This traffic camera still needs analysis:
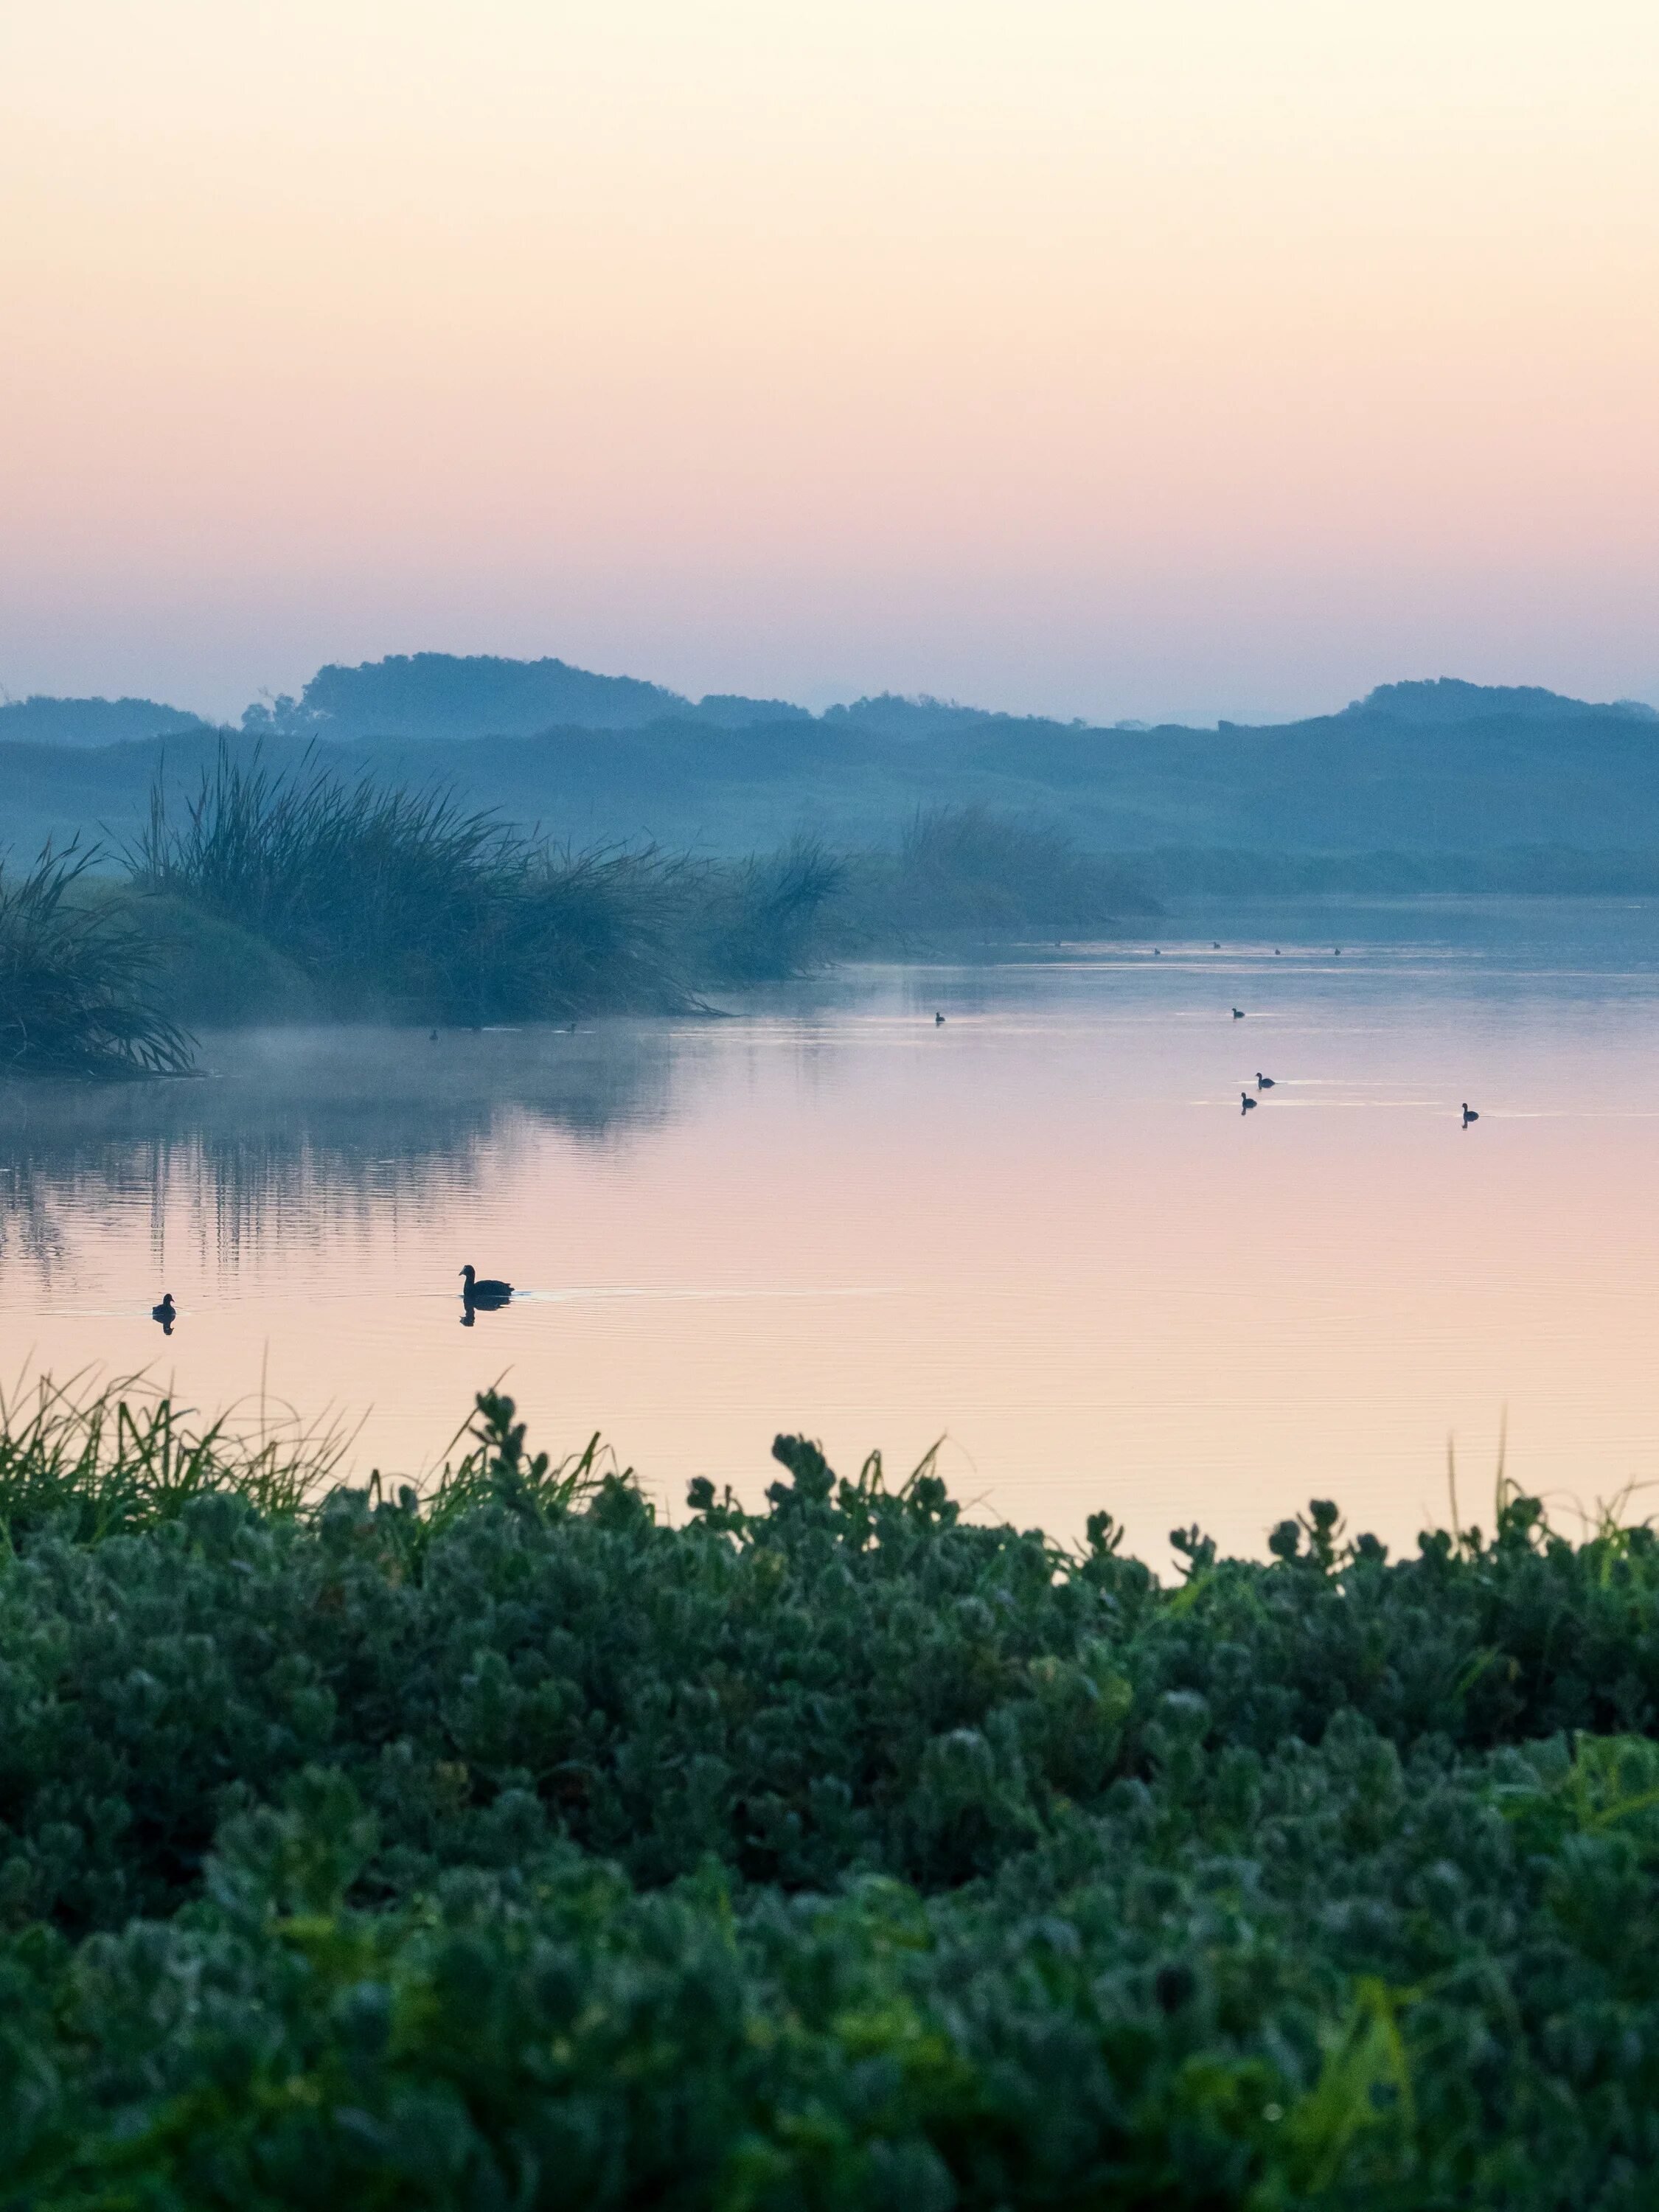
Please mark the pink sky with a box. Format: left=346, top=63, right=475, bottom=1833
left=3, top=0, right=1657, bottom=723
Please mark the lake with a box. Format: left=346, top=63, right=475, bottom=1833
left=5, top=896, right=1659, bottom=1562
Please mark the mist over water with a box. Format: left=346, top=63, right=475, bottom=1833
left=4, top=897, right=1658, bottom=1560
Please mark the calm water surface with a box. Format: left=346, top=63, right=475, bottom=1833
left=5, top=897, right=1659, bottom=1560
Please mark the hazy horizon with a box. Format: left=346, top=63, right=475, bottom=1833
left=5, top=1, right=1658, bottom=726
left=8, top=654, right=1659, bottom=738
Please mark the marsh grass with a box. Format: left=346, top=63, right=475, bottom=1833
left=3, top=767, right=1150, bottom=1074
left=132, top=744, right=698, bottom=1020
left=688, top=832, right=849, bottom=981
left=0, top=844, right=194, bottom=1077
left=0, top=1372, right=616, bottom=1550
left=0, top=1366, right=351, bottom=1542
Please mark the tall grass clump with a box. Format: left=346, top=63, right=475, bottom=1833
left=133, top=744, right=692, bottom=1020
left=689, top=832, right=849, bottom=981
left=0, top=844, right=193, bottom=1077
left=0, top=1368, right=347, bottom=1542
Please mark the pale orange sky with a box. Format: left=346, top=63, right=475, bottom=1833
left=3, top=1, right=1657, bottom=723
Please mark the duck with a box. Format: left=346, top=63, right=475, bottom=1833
left=1240, top=1092, right=1258, bottom=1113
left=460, top=1265, right=514, bottom=1304
left=151, top=1293, right=175, bottom=1332
left=935, top=1011, right=945, bottom=1024
left=1256, top=1072, right=1276, bottom=1089
left=1461, top=1103, right=1479, bottom=1127
left=1231, top=1006, right=1245, bottom=1019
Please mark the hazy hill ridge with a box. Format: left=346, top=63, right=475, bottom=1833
left=238, top=653, right=814, bottom=740
left=3, top=658, right=1658, bottom=866
left=0, top=695, right=214, bottom=748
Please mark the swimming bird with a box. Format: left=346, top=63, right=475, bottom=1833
left=1153, top=947, right=1161, bottom=956
left=429, top=1028, right=439, bottom=1042
left=1334, top=947, right=1343, bottom=956
left=1212, top=941, right=1221, bottom=950
left=1461, top=1103, right=1479, bottom=1127
left=1231, top=1006, right=1245, bottom=1019
left=1240, top=1092, right=1257, bottom=1113
left=460, top=1265, right=514, bottom=1304
left=1274, top=947, right=1281, bottom=955
left=1256, top=1072, right=1276, bottom=1089
left=935, top=1011, right=945, bottom=1024
left=151, top=1293, right=175, bottom=1332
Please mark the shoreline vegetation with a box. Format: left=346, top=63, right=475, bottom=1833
left=0, top=750, right=1155, bottom=1075
left=0, top=1376, right=1653, bottom=2201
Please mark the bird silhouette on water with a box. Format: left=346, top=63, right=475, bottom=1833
left=1231, top=1006, right=1245, bottom=1019
left=1256, top=1072, right=1276, bottom=1089
left=1461, top=1103, right=1480, bottom=1127
left=1240, top=1092, right=1258, bottom=1113
left=151, top=1293, right=175, bottom=1335
left=935, top=1011, right=945, bottom=1024
left=460, top=1265, right=514, bottom=1320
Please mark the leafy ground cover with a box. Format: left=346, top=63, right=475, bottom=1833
left=0, top=1386, right=1654, bottom=2202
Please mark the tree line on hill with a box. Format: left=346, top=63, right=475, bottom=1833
left=4, top=658, right=1659, bottom=863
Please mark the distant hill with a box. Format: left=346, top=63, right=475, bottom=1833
left=1339, top=678, right=1658, bottom=728
left=240, top=653, right=813, bottom=740
left=0, top=695, right=212, bottom=747
left=4, top=661, right=1659, bottom=876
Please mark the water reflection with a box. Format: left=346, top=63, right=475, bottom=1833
left=4, top=903, right=1659, bottom=1563
left=0, top=1022, right=678, bottom=1280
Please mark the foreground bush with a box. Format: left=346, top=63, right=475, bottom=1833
left=0, top=1387, right=1657, bottom=2201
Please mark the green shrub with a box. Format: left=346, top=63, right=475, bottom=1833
left=4, top=1391, right=1658, bottom=2202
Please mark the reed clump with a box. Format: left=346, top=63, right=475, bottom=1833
left=0, top=1368, right=348, bottom=1542
left=686, top=832, right=850, bottom=981
left=131, top=747, right=697, bottom=1022
left=0, top=1388, right=1654, bottom=2203
left=0, top=844, right=193, bottom=1077
left=0, top=757, right=1158, bottom=1077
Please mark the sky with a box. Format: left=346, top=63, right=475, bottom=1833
left=3, top=0, right=1658, bottom=726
